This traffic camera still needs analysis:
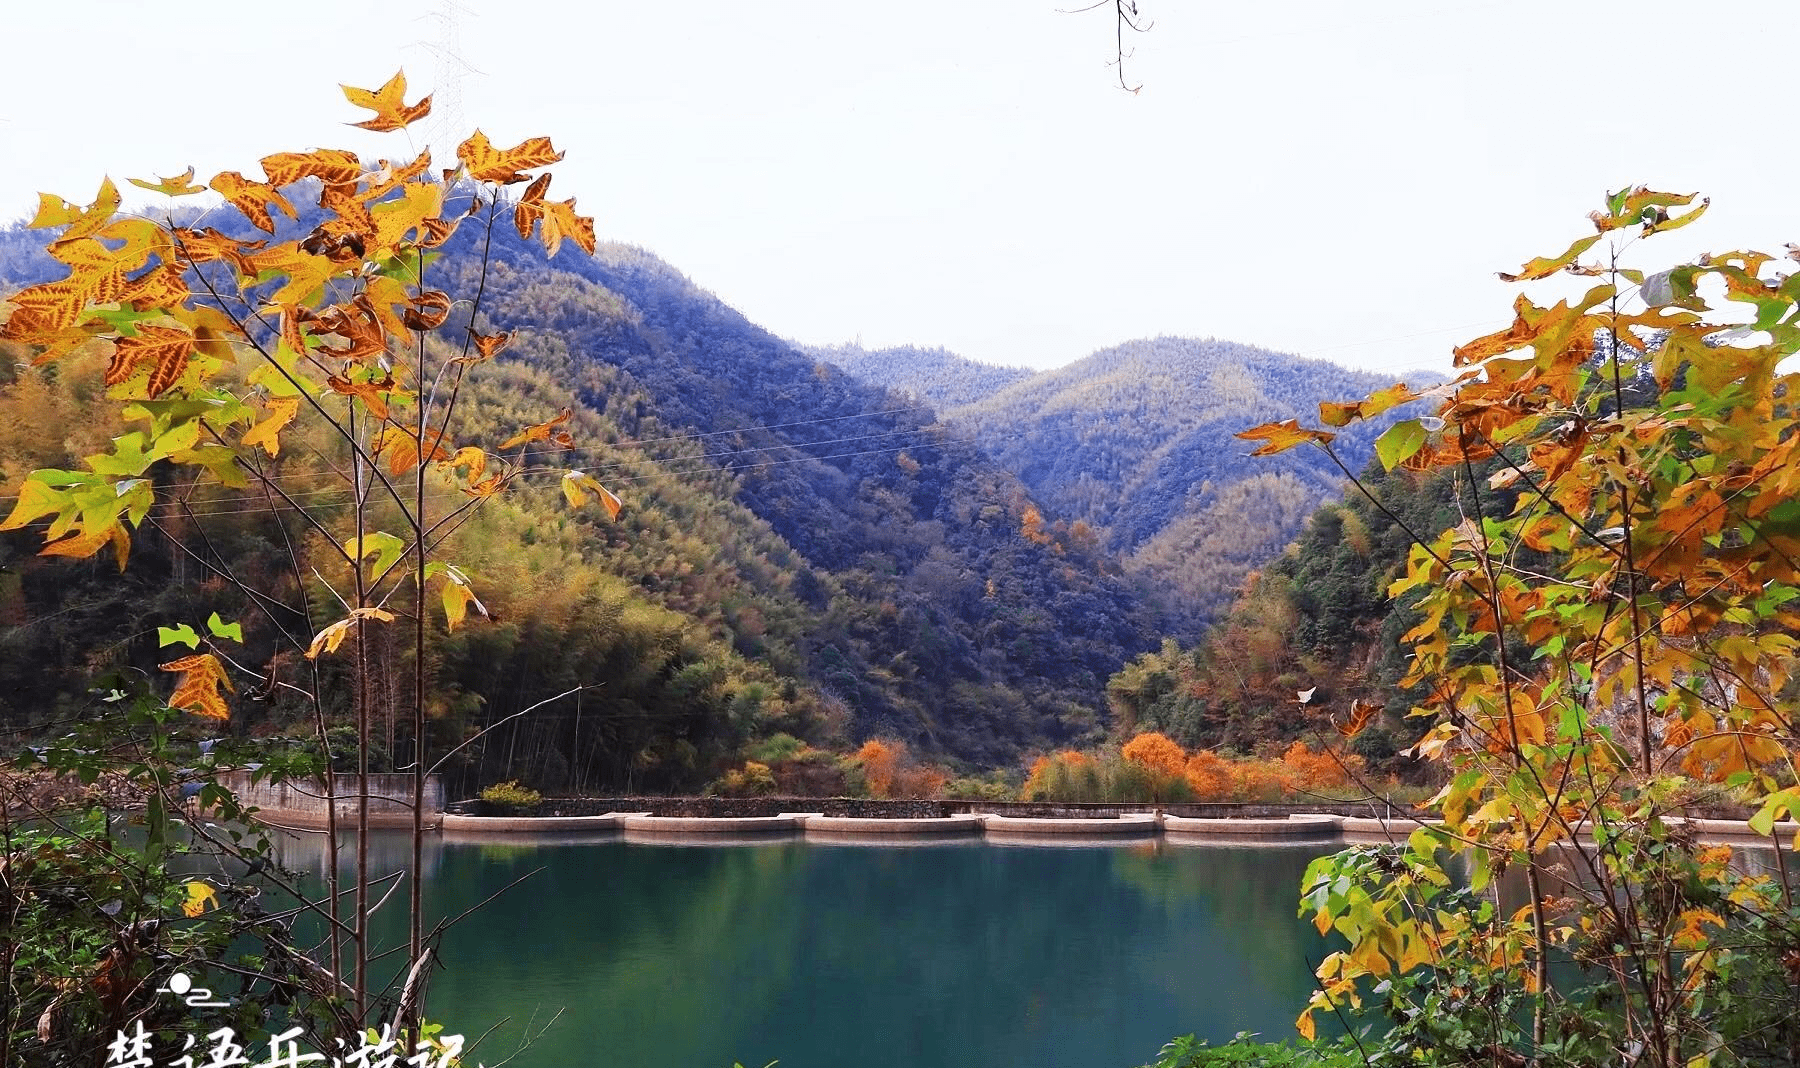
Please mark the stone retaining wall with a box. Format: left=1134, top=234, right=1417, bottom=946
left=221, top=771, right=442, bottom=829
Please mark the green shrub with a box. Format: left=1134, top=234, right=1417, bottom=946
left=942, top=775, right=1015, bottom=801
left=1139, top=1033, right=1364, bottom=1067
left=743, top=732, right=808, bottom=765
left=479, top=780, right=543, bottom=813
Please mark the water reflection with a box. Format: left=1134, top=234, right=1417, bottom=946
left=266, top=832, right=1336, bottom=1068
left=260, top=829, right=1792, bottom=1068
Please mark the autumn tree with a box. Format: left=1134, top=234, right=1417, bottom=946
left=854, top=738, right=901, bottom=798
left=1120, top=730, right=1187, bottom=778
left=1249, top=188, right=1800, bottom=1064
left=0, top=71, right=614, bottom=1052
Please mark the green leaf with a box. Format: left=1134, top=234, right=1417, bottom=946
left=1748, top=794, right=1784, bottom=837
left=1375, top=419, right=1427, bottom=471
left=158, top=624, right=200, bottom=649
left=343, top=531, right=407, bottom=579
left=206, top=612, right=243, bottom=643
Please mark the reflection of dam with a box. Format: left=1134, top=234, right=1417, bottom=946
left=269, top=824, right=443, bottom=881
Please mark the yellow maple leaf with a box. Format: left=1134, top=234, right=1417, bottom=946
left=370, top=426, right=449, bottom=477
left=341, top=70, right=432, bottom=133
left=456, top=131, right=564, bottom=185
left=104, top=325, right=197, bottom=398
left=562, top=471, right=624, bottom=519
left=465, top=329, right=512, bottom=362
left=260, top=148, right=363, bottom=188
left=1236, top=419, right=1336, bottom=457
left=513, top=173, right=595, bottom=254
left=242, top=397, right=301, bottom=457
left=29, top=179, right=121, bottom=244
left=0, top=480, right=68, bottom=532
left=128, top=167, right=205, bottom=197
left=182, top=880, right=219, bottom=917
left=499, top=408, right=574, bottom=450
left=160, top=653, right=234, bottom=720
left=305, top=608, right=396, bottom=661
left=210, top=171, right=297, bottom=234
left=436, top=566, right=486, bottom=632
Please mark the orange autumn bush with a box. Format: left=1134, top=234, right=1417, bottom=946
left=854, top=739, right=901, bottom=798
left=1279, top=740, right=1362, bottom=792
left=1183, top=750, right=1233, bottom=799
left=1120, top=732, right=1188, bottom=778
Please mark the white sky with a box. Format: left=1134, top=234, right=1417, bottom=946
left=3, top=0, right=1796, bottom=377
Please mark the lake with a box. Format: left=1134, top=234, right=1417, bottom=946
left=273, top=830, right=1336, bottom=1068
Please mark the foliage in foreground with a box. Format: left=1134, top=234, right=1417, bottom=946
left=0, top=69, right=612, bottom=1048
left=1246, top=188, right=1800, bottom=1065
left=1139, top=1033, right=1364, bottom=1068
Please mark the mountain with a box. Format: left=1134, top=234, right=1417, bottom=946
left=0, top=211, right=1159, bottom=783
left=925, top=337, right=1434, bottom=630
left=806, top=342, right=1034, bottom=411
left=1104, top=458, right=1478, bottom=774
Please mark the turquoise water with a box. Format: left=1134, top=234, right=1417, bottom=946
left=276, top=832, right=1336, bottom=1068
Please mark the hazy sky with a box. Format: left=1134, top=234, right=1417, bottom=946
left=3, top=1, right=1796, bottom=376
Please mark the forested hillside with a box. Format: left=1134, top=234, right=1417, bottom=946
left=807, top=342, right=1034, bottom=412
left=1106, top=458, right=1495, bottom=771
left=0, top=204, right=1159, bottom=786
left=936, top=337, right=1435, bottom=629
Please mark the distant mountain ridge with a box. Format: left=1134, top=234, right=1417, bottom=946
left=807, top=342, right=1035, bottom=412
left=822, top=335, right=1434, bottom=631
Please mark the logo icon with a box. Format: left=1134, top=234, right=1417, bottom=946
left=156, top=971, right=232, bottom=1008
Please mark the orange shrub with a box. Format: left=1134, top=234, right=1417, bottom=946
left=1228, top=759, right=1288, bottom=801
left=1280, top=741, right=1362, bottom=793
left=895, top=765, right=949, bottom=799
left=1183, top=750, right=1233, bottom=799
left=1121, top=732, right=1187, bottom=779
left=855, top=739, right=902, bottom=798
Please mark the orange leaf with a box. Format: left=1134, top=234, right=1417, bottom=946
left=116, top=264, right=191, bottom=311
left=242, top=397, right=301, bottom=457
left=210, top=171, right=297, bottom=233
left=305, top=607, right=396, bottom=660
left=170, top=227, right=264, bottom=273
left=370, top=426, right=449, bottom=476
left=1336, top=699, right=1378, bottom=739
left=326, top=372, right=401, bottom=420
left=0, top=278, right=89, bottom=336
left=341, top=70, right=433, bottom=132
left=128, top=167, right=205, bottom=197
left=513, top=171, right=595, bottom=256
left=1236, top=420, right=1335, bottom=456
left=39, top=527, right=113, bottom=561
left=105, top=325, right=196, bottom=398
left=261, top=149, right=363, bottom=188
left=457, top=131, right=564, bottom=185
left=500, top=408, right=574, bottom=450
left=402, top=290, right=452, bottom=331
left=465, top=329, right=512, bottom=362
left=160, top=653, right=234, bottom=720
left=561, top=471, right=624, bottom=518
left=312, top=298, right=388, bottom=363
